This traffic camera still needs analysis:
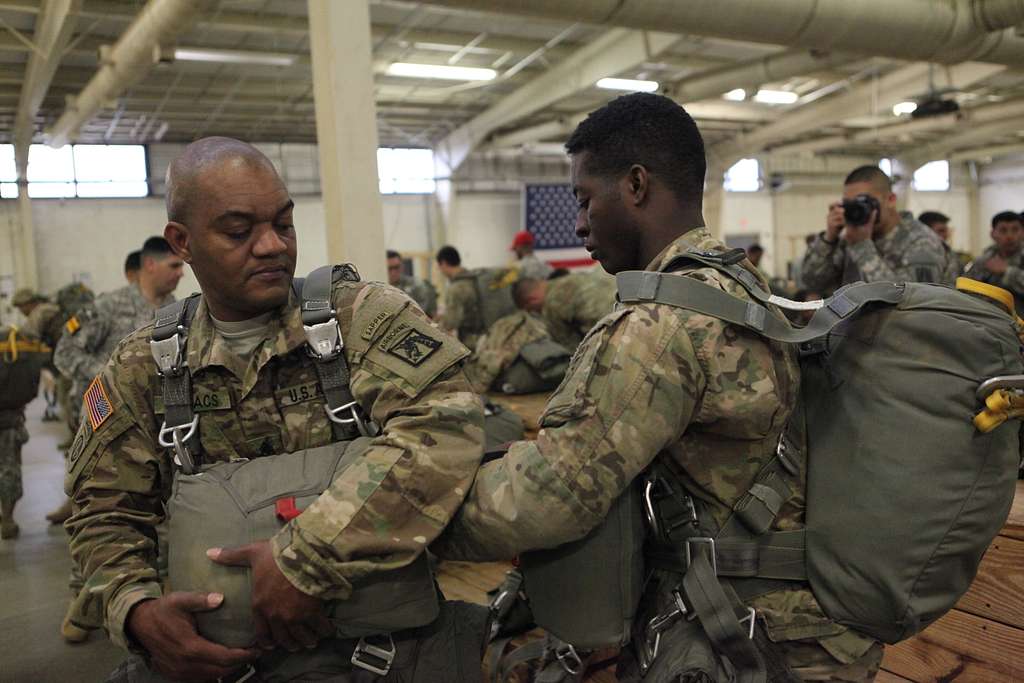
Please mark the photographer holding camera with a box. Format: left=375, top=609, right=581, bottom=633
left=801, top=165, right=957, bottom=293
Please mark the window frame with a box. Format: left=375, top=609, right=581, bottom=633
left=0, top=143, right=151, bottom=200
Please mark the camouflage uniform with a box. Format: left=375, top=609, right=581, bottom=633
left=441, top=268, right=517, bottom=351
left=802, top=212, right=957, bottom=293
left=964, top=244, right=1024, bottom=313
left=542, top=272, right=617, bottom=350
left=0, top=413, right=28, bottom=507
left=54, top=283, right=174, bottom=412
left=517, top=253, right=553, bottom=281
left=436, top=227, right=880, bottom=680
left=465, top=311, right=551, bottom=392
left=64, top=273, right=485, bottom=653
left=396, top=274, right=438, bottom=318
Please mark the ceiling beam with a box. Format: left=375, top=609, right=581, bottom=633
left=434, top=28, right=678, bottom=173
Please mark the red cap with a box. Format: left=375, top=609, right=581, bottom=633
left=510, top=230, right=535, bottom=249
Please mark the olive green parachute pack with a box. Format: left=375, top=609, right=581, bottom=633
left=468, top=311, right=572, bottom=395
left=491, top=249, right=1024, bottom=683
left=452, top=267, right=519, bottom=337
left=152, top=266, right=489, bottom=681
left=0, top=327, right=50, bottom=413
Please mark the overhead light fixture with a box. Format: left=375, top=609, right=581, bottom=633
left=753, top=89, right=799, bottom=105
left=386, top=62, right=497, bottom=81
left=173, top=47, right=296, bottom=67
left=723, top=88, right=747, bottom=102
left=596, top=77, right=659, bottom=93
left=892, top=101, right=918, bottom=116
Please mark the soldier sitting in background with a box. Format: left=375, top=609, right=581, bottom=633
left=124, top=250, right=142, bottom=284
left=436, top=245, right=518, bottom=351
left=387, top=249, right=438, bottom=317
left=513, top=271, right=616, bottom=350
left=802, top=165, right=957, bottom=292
left=965, top=211, right=1024, bottom=312
left=510, top=230, right=553, bottom=280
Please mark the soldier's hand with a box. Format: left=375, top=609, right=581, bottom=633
left=985, top=256, right=1008, bottom=275
left=842, top=209, right=876, bottom=245
left=208, top=541, right=334, bottom=653
left=126, top=592, right=259, bottom=681
left=826, top=202, right=845, bottom=241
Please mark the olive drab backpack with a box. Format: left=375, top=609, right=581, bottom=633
left=0, top=327, right=50, bottom=412
left=608, top=251, right=1024, bottom=680
left=453, top=267, right=519, bottom=337
left=153, top=265, right=443, bottom=679
left=469, top=311, right=572, bottom=395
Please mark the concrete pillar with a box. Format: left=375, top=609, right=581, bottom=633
left=14, top=145, right=38, bottom=290
left=307, top=0, right=386, bottom=282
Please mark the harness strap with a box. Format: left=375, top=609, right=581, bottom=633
left=151, top=295, right=202, bottom=473
left=616, top=270, right=905, bottom=344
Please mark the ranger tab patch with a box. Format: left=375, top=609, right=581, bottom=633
left=388, top=329, right=441, bottom=366
left=83, top=376, right=114, bottom=430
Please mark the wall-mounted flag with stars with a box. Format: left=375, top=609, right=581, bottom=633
left=523, top=183, right=593, bottom=269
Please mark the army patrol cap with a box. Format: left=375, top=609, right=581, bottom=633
left=11, top=288, right=42, bottom=306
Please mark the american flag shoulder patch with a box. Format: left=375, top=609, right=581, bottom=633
left=83, top=376, right=114, bottom=430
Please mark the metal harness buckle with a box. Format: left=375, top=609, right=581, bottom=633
left=304, top=319, right=342, bottom=361
left=739, top=607, right=757, bottom=640
left=158, top=415, right=199, bottom=472
left=685, top=537, right=717, bottom=575
left=150, top=330, right=184, bottom=376
left=351, top=634, right=396, bottom=676
left=555, top=642, right=583, bottom=676
left=640, top=589, right=689, bottom=673
left=218, top=664, right=257, bottom=683
left=324, top=401, right=377, bottom=437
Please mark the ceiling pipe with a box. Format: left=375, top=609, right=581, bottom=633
left=45, top=0, right=209, bottom=148
left=417, top=0, right=1024, bottom=67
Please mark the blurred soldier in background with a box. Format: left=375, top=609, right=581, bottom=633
left=965, top=211, right=1024, bottom=312
left=513, top=271, right=616, bottom=350
left=387, top=249, right=438, bottom=317
left=510, top=230, right=553, bottom=280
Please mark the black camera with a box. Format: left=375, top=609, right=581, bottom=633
left=842, top=194, right=880, bottom=227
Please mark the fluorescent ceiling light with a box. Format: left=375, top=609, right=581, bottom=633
left=892, top=101, right=918, bottom=116
left=596, top=77, right=659, bottom=93
left=723, top=88, right=747, bottom=102
left=387, top=62, right=496, bottom=81
left=753, top=89, right=799, bottom=104
left=174, top=47, right=296, bottom=67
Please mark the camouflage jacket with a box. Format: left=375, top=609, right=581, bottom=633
left=542, top=272, right=617, bottom=350
left=964, top=244, right=1024, bottom=312
left=64, top=275, right=485, bottom=650
left=517, top=253, right=553, bottom=281
left=397, top=274, right=438, bottom=318
left=465, top=311, right=551, bottom=392
left=801, top=213, right=957, bottom=292
left=436, top=227, right=875, bottom=661
left=53, top=284, right=174, bottom=388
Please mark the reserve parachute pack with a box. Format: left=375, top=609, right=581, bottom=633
left=608, top=251, right=1024, bottom=680
left=468, top=311, right=572, bottom=395
left=454, top=267, right=519, bottom=336
left=0, top=326, right=50, bottom=412
left=153, top=266, right=443, bottom=678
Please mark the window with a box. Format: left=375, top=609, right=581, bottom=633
left=724, top=158, right=760, bottom=192
left=912, top=160, right=949, bottom=192
left=0, top=144, right=148, bottom=198
left=878, top=158, right=893, bottom=177
left=377, top=148, right=435, bottom=194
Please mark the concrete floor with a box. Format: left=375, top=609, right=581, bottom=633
left=0, top=396, right=124, bottom=682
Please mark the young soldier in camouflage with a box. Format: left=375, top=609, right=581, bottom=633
left=965, top=211, right=1024, bottom=312
left=435, top=94, right=882, bottom=681
left=387, top=249, right=438, bottom=317
left=513, top=271, right=617, bottom=350
left=801, top=166, right=958, bottom=293
left=64, top=138, right=485, bottom=682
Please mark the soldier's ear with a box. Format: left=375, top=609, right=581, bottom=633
left=164, top=222, right=192, bottom=263
left=626, top=164, right=649, bottom=206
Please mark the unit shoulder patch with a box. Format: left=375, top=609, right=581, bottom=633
left=387, top=328, right=441, bottom=366
left=83, top=376, right=114, bottom=430
left=65, top=315, right=81, bottom=335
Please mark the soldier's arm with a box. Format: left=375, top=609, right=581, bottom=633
left=421, top=281, right=438, bottom=318
left=270, top=284, right=485, bottom=599
left=64, top=341, right=169, bottom=649
left=848, top=235, right=945, bottom=284
left=1001, top=264, right=1024, bottom=295
left=434, top=302, right=704, bottom=561
left=438, top=283, right=465, bottom=335
left=53, top=304, right=113, bottom=382
left=800, top=236, right=843, bottom=291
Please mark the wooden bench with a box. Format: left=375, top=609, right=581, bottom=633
left=879, top=480, right=1024, bottom=682
left=486, top=391, right=550, bottom=439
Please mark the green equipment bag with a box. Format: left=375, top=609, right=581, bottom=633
left=167, top=438, right=440, bottom=649
left=0, top=327, right=50, bottom=410
left=617, top=255, right=1024, bottom=646
left=455, top=267, right=519, bottom=336
left=468, top=311, right=572, bottom=394
left=500, top=337, right=572, bottom=395
left=483, top=400, right=526, bottom=451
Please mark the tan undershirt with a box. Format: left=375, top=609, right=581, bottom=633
left=210, top=311, right=274, bottom=357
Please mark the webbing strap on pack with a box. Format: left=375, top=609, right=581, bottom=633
left=301, top=266, right=375, bottom=440
left=151, top=294, right=202, bottom=473
left=617, top=270, right=905, bottom=344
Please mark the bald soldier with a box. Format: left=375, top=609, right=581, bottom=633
left=513, top=271, right=616, bottom=350
left=801, top=166, right=957, bottom=292
left=65, top=137, right=485, bottom=681
left=435, top=93, right=882, bottom=681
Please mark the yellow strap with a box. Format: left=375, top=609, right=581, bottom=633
left=973, top=389, right=1024, bottom=433
left=5, top=327, right=16, bottom=362
left=956, top=277, right=1023, bottom=325
left=1, top=327, right=50, bottom=362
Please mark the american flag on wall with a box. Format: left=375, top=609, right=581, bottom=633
left=523, top=183, right=593, bottom=269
